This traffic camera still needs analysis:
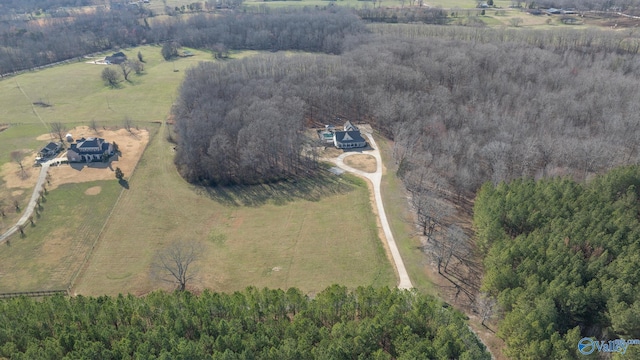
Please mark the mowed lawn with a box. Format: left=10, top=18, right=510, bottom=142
left=75, top=124, right=396, bottom=296
left=1, top=45, right=396, bottom=296
left=0, top=45, right=209, bottom=126
left=0, top=180, right=122, bottom=292
left=0, top=124, right=49, bottom=235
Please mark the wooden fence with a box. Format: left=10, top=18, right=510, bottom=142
left=0, top=289, right=68, bottom=299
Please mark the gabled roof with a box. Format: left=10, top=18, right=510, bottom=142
left=42, top=142, right=60, bottom=151
left=77, top=137, right=101, bottom=149
left=334, top=131, right=365, bottom=144
left=344, top=120, right=358, bottom=132
left=69, top=137, right=111, bottom=155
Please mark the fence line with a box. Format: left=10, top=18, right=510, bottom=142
left=0, top=289, right=68, bottom=299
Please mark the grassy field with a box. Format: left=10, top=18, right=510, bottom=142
left=1, top=45, right=397, bottom=295
left=0, top=180, right=122, bottom=292
left=0, top=45, right=209, bottom=126
left=0, top=45, right=209, bottom=238
left=74, top=123, right=395, bottom=296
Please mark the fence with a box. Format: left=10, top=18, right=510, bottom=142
left=0, top=289, right=68, bottom=299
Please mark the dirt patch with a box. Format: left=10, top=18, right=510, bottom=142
left=84, top=186, right=102, bottom=195
left=344, top=154, right=377, bottom=173
left=47, top=126, right=149, bottom=190
left=0, top=152, right=39, bottom=190
left=0, top=124, right=9, bottom=133
left=36, top=133, right=56, bottom=141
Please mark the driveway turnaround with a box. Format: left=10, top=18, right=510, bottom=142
left=332, top=132, right=413, bottom=290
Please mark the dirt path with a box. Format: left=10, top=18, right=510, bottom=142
left=330, top=132, right=413, bottom=290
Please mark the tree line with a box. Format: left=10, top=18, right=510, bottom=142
left=0, top=285, right=490, bottom=359
left=473, top=166, right=640, bottom=359
left=0, top=5, right=363, bottom=76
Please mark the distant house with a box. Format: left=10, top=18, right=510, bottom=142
left=38, top=142, right=62, bottom=158
left=333, top=131, right=367, bottom=149
left=344, top=120, right=359, bottom=132
left=105, top=52, right=127, bottom=65
left=66, top=137, right=114, bottom=162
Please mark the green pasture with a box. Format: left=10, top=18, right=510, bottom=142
left=0, top=180, right=122, bottom=292
left=1, top=45, right=398, bottom=296
left=74, top=123, right=395, bottom=296
left=0, top=45, right=209, bottom=126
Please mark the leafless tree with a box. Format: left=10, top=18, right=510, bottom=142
left=119, top=62, right=133, bottom=81
left=123, top=117, right=133, bottom=133
left=89, top=119, right=99, bottom=133
left=153, top=241, right=203, bottom=291
left=443, top=225, right=468, bottom=273
left=412, top=190, right=452, bottom=241
left=476, top=293, right=497, bottom=328
left=101, top=67, right=121, bottom=87
left=10, top=150, right=26, bottom=178
left=129, top=59, right=144, bottom=75
left=50, top=122, right=66, bottom=143
left=13, top=199, right=20, bottom=212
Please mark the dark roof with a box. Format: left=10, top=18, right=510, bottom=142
left=334, top=131, right=365, bottom=144
left=70, top=137, right=110, bottom=155
left=105, top=52, right=127, bottom=64
left=43, top=142, right=60, bottom=151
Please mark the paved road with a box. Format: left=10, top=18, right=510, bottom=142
left=331, top=133, right=413, bottom=290
left=0, top=159, right=57, bottom=244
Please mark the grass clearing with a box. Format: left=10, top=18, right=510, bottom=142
left=0, top=45, right=210, bottom=126
left=344, top=154, right=377, bottom=173
left=2, top=45, right=397, bottom=297
left=0, top=180, right=122, bottom=292
left=74, top=123, right=396, bottom=296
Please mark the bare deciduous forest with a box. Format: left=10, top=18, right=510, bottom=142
left=175, top=26, right=640, bottom=194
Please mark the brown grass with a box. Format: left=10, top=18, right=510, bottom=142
left=47, top=126, right=149, bottom=190
left=72, top=124, right=395, bottom=296
left=344, top=154, right=377, bottom=173
left=84, top=186, right=102, bottom=195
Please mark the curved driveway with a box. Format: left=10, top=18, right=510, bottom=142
left=0, top=159, right=57, bottom=244
left=331, top=133, right=413, bottom=290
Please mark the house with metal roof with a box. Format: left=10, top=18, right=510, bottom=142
left=333, top=131, right=367, bottom=149
left=67, top=137, right=114, bottom=162
left=38, top=142, right=62, bottom=158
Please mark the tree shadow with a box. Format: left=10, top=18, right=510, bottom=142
left=197, top=169, right=356, bottom=207
left=118, top=179, right=129, bottom=189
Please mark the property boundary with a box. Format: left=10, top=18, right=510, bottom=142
left=0, top=289, right=68, bottom=299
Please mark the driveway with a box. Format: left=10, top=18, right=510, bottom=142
left=331, top=132, right=413, bottom=290
left=0, top=159, right=57, bottom=244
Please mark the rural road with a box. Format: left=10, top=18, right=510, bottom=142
left=0, top=159, right=60, bottom=244
left=331, top=132, right=413, bottom=290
